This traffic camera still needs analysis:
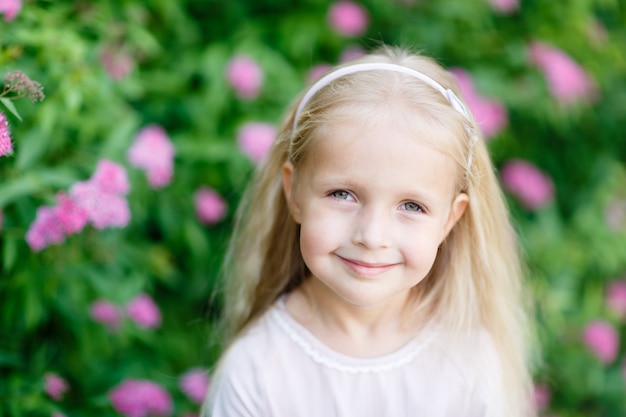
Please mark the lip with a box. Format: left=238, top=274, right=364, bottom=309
left=336, top=255, right=398, bottom=277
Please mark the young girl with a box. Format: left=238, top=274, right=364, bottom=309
left=203, top=45, right=536, bottom=417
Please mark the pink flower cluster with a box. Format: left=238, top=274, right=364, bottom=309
left=26, top=160, right=131, bottom=251
left=226, top=55, right=264, bottom=100
left=194, top=187, right=227, bottom=225
left=528, top=41, right=597, bottom=105
left=179, top=368, right=211, bottom=404
left=487, top=0, right=519, bottom=14
left=90, top=293, right=161, bottom=330
left=450, top=69, right=508, bottom=139
left=101, top=47, right=134, bottom=81
left=126, top=293, right=162, bottom=329
left=533, top=382, right=551, bottom=412
left=237, top=122, right=276, bottom=163
left=109, top=379, right=172, bottom=417
left=582, top=320, right=619, bottom=364
left=500, top=159, right=554, bottom=210
left=606, top=279, right=626, bottom=317
left=44, top=373, right=69, bottom=401
left=128, top=125, right=175, bottom=189
left=0, top=0, right=21, bottom=21
left=328, top=1, right=369, bottom=37
left=0, top=111, right=12, bottom=157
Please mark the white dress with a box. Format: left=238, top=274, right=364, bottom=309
left=204, top=298, right=504, bottom=417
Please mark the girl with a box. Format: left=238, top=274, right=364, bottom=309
left=203, top=45, right=536, bottom=417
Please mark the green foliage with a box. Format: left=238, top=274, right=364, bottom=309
left=1, top=0, right=625, bottom=415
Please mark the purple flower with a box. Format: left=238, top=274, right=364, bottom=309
left=328, top=1, right=369, bottom=37
left=90, top=300, right=123, bottom=330
left=44, top=373, right=69, bottom=401
left=0, top=112, right=13, bottom=157
left=25, top=206, right=65, bottom=251
left=128, top=125, right=175, bottom=189
left=606, top=280, right=626, bottom=317
left=91, top=159, right=130, bottom=195
left=237, top=122, right=276, bottom=163
left=528, top=41, right=597, bottom=104
left=0, top=0, right=21, bottom=22
left=487, top=0, right=519, bottom=14
left=226, top=55, right=263, bottom=100
left=109, top=379, right=172, bottom=417
left=582, top=320, right=619, bottom=364
left=450, top=69, right=508, bottom=139
left=500, top=159, right=554, bottom=210
left=194, top=187, right=227, bottom=225
left=604, top=200, right=626, bottom=232
left=126, top=293, right=161, bottom=329
left=70, top=181, right=131, bottom=230
left=179, top=368, right=211, bottom=404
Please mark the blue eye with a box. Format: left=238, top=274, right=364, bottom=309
left=402, top=202, right=423, bottom=212
left=331, top=190, right=352, bottom=200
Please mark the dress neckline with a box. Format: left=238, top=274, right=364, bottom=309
left=270, top=297, right=437, bottom=374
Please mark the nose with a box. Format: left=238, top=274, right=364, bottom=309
left=351, top=205, right=393, bottom=249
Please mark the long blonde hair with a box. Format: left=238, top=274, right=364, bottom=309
left=218, top=45, right=535, bottom=416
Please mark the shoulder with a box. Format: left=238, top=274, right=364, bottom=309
left=203, top=305, right=290, bottom=417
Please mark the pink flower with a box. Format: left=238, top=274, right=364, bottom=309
left=450, top=69, right=508, bottom=139
left=487, top=0, right=519, bottom=14
left=606, top=280, right=626, bottom=317
left=90, top=300, right=123, bottom=330
left=328, top=1, right=369, bottom=37
left=528, top=41, right=597, bottom=104
left=91, top=159, right=130, bottom=195
left=44, top=373, right=69, bottom=401
left=604, top=200, right=626, bottom=232
left=226, top=55, right=263, bottom=100
left=128, top=125, right=174, bottom=189
left=70, top=181, right=131, bottom=229
left=25, top=206, right=65, bottom=251
left=53, top=193, right=89, bottom=235
left=194, top=187, right=227, bottom=225
left=179, top=368, right=211, bottom=404
left=237, top=122, right=276, bottom=163
left=109, top=379, right=172, bottom=417
left=100, top=48, right=134, bottom=81
left=0, top=111, right=12, bottom=157
left=500, top=159, right=554, bottom=210
left=533, top=383, right=551, bottom=411
left=340, top=45, right=367, bottom=62
left=307, top=64, right=332, bottom=83
left=582, top=320, right=619, bottom=364
left=0, top=0, right=21, bottom=21
left=126, top=293, right=161, bottom=329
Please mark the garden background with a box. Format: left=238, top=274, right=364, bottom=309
left=1, top=0, right=626, bottom=416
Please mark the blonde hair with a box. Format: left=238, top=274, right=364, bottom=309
left=218, top=45, right=535, bottom=416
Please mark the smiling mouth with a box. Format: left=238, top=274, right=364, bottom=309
left=336, top=255, right=397, bottom=277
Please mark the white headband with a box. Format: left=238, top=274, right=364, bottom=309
left=292, top=62, right=479, bottom=168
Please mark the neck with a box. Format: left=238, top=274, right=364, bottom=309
left=285, top=278, right=421, bottom=357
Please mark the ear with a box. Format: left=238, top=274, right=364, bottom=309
left=282, top=161, right=302, bottom=224
left=440, top=192, right=469, bottom=243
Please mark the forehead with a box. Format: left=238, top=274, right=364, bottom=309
left=299, top=113, right=459, bottom=200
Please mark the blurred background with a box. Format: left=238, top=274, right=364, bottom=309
left=1, top=0, right=626, bottom=416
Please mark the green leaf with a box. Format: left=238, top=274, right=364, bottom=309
left=0, top=98, right=23, bottom=122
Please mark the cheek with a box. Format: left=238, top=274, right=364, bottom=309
left=299, top=208, right=349, bottom=261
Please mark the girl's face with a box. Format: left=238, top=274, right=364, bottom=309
left=283, top=116, right=468, bottom=310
